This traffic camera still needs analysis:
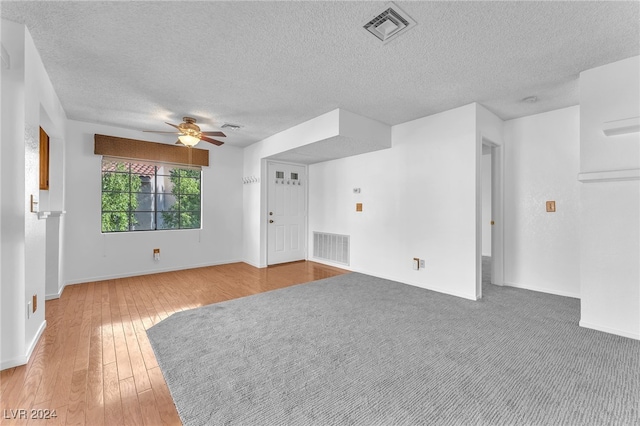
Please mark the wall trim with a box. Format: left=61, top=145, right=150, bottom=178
left=579, top=320, right=640, bottom=341
left=503, top=281, right=580, bottom=299
left=45, top=284, right=65, bottom=300
left=65, top=259, right=243, bottom=286
left=310, top=258, right=478, bottom=301
left=0, top=356, right=27, bottom=371
left=1, top=320, right=48, bottom=371
left=578, top=168, right=640, bottom=183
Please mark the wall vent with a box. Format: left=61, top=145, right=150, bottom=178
left=313, top=232, right=350, bottom=265
left=363, top=2, right=417, bottom=44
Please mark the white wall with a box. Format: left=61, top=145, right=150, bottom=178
left=1, top=20, right=66, bottom=369
left=63, top=120, right=244, bottom=284
left=309, top=104, right=479, bottom=300
left=579, top=56, right=640, bottom=339
left=502, top=106, right=581, bottom=298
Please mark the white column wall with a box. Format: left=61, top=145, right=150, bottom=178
left=502, top=106, right=581, bottom=298
left=1, top=20, right=66, bottom=369
left=309, top=104, right=478, bottom=300
left=579, top=56, right=640, bottom=339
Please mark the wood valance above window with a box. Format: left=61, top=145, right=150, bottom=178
left=94, top=134, right=209, bottom=167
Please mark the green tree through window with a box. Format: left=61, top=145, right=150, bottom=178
left=161, top=168, right=201, bottom=229
left=101, top=162, right=141, bottom=232
left=101, top=159, right=201, bottom=232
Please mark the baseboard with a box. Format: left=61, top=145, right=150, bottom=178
left=65, top=259, right=243, bottom=286
left=307, top=257, right=352, bottom=271
left=503, top=281, right=580, bottom=299
left=1, top=320, right=47, bottom=371
left=310, top=259, right=478, bottom=301
left=45, top=284, right=65, bottom=300
left=26, top=320, right=47, bottom=361
left=579, top=320, right=640, bottom=341
left=1, top=356, right=27, bottom=371
left=242, top=259, right=263, bottom=268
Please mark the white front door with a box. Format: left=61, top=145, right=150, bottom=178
left=267, top=162, right=307, bottom=265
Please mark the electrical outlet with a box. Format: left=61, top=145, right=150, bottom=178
left=420, top=259, right=425, bottom=269
left=153, top=248, right=160, bottom=261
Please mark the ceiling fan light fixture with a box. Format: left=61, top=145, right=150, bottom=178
left=178, top=134, right=200, bottom=147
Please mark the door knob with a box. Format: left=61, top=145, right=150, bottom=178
left=269, top=220, right=274, bottom=223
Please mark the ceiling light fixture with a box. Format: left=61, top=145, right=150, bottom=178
left=178, top=134, right=200, bottom=147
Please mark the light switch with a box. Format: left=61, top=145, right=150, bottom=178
left=30, top=194, right=39, bottom=213
left=356, top=203, right=363, bottom=212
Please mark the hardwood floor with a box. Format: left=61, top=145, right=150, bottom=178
left=0, top=261, right=348, bottom=425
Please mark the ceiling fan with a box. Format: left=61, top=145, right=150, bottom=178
left=144, top=117, right=225, bottom=147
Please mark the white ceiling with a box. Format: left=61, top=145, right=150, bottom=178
left=2, top=1, right=638, bottom=148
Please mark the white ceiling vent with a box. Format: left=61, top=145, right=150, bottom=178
left=363, top=2, right=417, bottom=44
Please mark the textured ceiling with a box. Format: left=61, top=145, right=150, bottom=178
left=1, top=1, right=638, bottom=148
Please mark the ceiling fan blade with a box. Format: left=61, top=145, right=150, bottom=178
left=143, top=130, right=180, bottom=134
left=199, top=135, right=224, bottom=146
left=200, top=131, right=226, bottom=137
left=165, top=122, right=182, bottom=130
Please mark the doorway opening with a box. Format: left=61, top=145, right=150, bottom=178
left=478, top=138, right=504, bottom=299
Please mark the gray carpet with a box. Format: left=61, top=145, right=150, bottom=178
left=147, top=270, right=640, bottom=426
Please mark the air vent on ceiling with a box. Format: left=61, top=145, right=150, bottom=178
left=363, top=2, right=417, bottom=44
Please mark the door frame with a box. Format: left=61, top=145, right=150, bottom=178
left=477, top=136, right=504, bottom=298
left=265, top=160, right=308, bottom=266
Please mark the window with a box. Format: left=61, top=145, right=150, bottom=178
left=101, top=158, right=201, bottom=232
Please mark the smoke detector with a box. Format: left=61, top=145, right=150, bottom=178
left=363, top=2, right=417, bottom=44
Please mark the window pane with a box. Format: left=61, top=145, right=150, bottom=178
left=179, top=177, right=201, bottom=194
left=101, top=158, right=201, bottom=232
left=102, top=212, right=130, bottom=232
left=102, top=191, right=131, bottom=212
left=156, top=175, right=175, bottom=194
left=179, top=194, right=201, bottom=211
left=102, top=160, right=129, bottom=173
left=136, top=175, right=155, bottom=193
left=180, top=212, right=201, bottom=229
left=131, top=212, right=155, bottom=231
left=134, top=194, right=154, bottom=212
left=102, top=172, right=130, bottom=191
left=158, top=212, right=180, bottom=230
left=156, top=194, right=177, bottom=212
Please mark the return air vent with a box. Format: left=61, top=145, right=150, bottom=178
left=313, top=232, right=350, bottom=265
left=363, top=2, right=417, bottom=44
